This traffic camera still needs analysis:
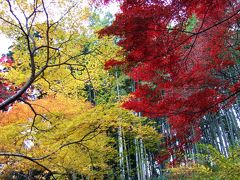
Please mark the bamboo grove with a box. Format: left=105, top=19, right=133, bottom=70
left=0, top=0, right=239, bottom=179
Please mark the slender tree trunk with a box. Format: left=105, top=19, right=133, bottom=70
left=115, top=70, right=125, bottom=179
left=229, top=108, right=240, bottom=141
left=144, top=147, right=150, bottom=179
left=118, top=127, right=125, bottom=180
left=123, top=130, right=131, bottom=180
left=140, top=139, right=146, bottom=180
left=223, top=109, right=235, bottom=146
left=135, top=138, right=141, bottom=180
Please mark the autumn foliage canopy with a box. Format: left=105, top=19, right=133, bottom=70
left=99, top=0, right=240, bottom=163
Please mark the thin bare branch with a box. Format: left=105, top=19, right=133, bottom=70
left=0, top=16, right=19, bottom=28
left=0, top=152, right=56, bottom=180
left=18, top=98, right=49, bottom=133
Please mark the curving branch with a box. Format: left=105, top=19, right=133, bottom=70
left=33, top=124, right=102, bottom=160
left=0, top=152, right=56, bottom=180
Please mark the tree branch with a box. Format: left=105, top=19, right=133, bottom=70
left=0, top=152, right=56, bottom=180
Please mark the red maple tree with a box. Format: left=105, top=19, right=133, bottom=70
left=99, top=0, right=240, bottom=164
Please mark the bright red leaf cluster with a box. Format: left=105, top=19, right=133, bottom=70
left=104, top=59, right=124, bottom=70
left=99, top=0, right=240, bottom=164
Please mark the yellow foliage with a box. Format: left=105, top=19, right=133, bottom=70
left=0, top=95, right=160, bottom=178
left=0, top=0, right=122, bottom=101
left=165, top=163, right=212, bottom=179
